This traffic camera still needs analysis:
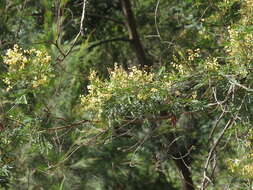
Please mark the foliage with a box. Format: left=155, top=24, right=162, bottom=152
left=0, top=0, right=253, bottom=189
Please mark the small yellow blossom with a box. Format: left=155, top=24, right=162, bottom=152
left=204, top=57, right=219, bottom=71
left=137, top=93, right=148, bottom=100
left=32, top=75, right=48, bottom=88
left=150, top=88, right=158, bottom=93
left=187, top=48, right=201, bottom=61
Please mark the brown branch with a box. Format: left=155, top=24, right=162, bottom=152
left=121, top=114, right=174, bottom=124
left=51, top=41, right=66, bottom=57
left=173, top=158, right=195, bottom=190
left=168, top=133, right=195, bottom=190
left=120, top=0, right=151, bottom=67
left=40, top=119, right=96, bottom=132
left=40, top=114, right=174, bottom=132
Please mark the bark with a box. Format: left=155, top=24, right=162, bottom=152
left=120, top=0, right=151, bottom=67
left=173, top=157, right=195, bottom=190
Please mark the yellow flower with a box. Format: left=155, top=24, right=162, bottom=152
left=3, top=45, right=53, bottom=90
left=137, top=93, right=147, bottom=100
left=150, top=88, right=158, bottom=93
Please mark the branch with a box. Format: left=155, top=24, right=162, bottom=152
left=40, top=119, right=96, bottom=132
left=80, top=0, right=88, bottom=36
left=155, top=0, right=162, bottom=40
left=40, top=114, right=175, bottom=132
left=57, top=0, right=88, bottom=62
left=223, top=74, right=253, bottom=92
left=120, top=0, right=151, bottom=67
left=201, top=117, right=235, bottom=190
left=201, top=94, right=246, bottom=190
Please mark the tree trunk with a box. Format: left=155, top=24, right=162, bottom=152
left=120, top=0, right=151, bottom=67
left=173, top=157, right=195, bottom=190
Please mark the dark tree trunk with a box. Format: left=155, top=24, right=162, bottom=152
left=120, top=0, right=151, bottom=67
left=173, top=157, right=195, bottom=190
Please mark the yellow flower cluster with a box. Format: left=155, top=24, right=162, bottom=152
left=4, top=44, right=28, bottom=71
left=228, top=135, right=253, bottom=179
left=171, top=49, right=202, bottom=76
left=3, top=44, right=53, bottom=90
left=227, top=159, right=240, bottom=173
left=242, top=163, right=253, bottom=177
left=109, top=65, right=154, bottom=87
left=172, top=62, right=188, bottom=75
left=32, top=75, right=48, bottom=88
left=241, top=0, right=253, bottom=25
left=226, top=27, right=253, bottom=64
left=204, top=57, right=219, bottom=71
left=80, top=65, right=169, bottom=120
left=228, top=156, right=253, bottom=179
left=224, top=0, right=253, bottom=78
left=187, top=49, right=201, bottom=61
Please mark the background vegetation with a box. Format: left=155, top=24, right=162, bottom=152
left=0, top=0, right=253, bottom=189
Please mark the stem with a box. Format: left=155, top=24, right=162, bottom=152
left=120, top=0, right=151, bottom=67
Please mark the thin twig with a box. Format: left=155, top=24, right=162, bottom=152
left=208, top=111, right=225, bottom=141
left=58, top=0, right=88, bottom=62
left=39, top=119, right=96, bottom=132
left=155, top=0, right=161, bottom=40
left=201, top=94, right=246, bottom=190
left=46, top=129, right=108, bottom=170
left=80, top=0, right=88, bottom=36
left=201, top=117, right=235, bottom=190
left=59, top=31, right=81, bottom=62
left=223, top=75, right=253, bottom=92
